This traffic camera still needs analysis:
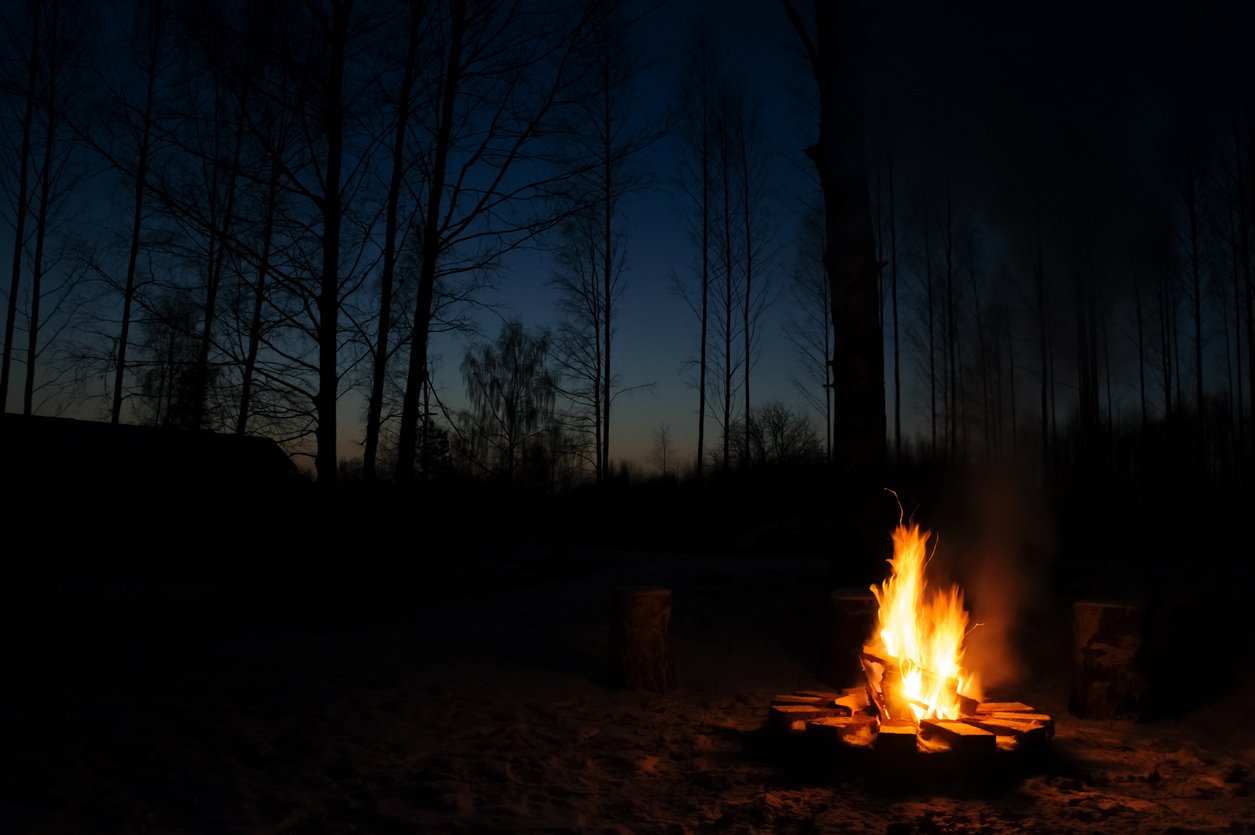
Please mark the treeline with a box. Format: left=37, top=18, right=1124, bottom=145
left=6, top=0, right=1255, bottom=514
left=0, top=0, right=688, bottom=489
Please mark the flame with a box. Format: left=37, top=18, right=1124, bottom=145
left=869, top=522, right=980, bottom=722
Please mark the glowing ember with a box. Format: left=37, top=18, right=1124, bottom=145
left=867, top=521, right=980, bottom=722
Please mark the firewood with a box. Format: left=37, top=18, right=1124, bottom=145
left=874, top=718, right=919, bottom=757
left=859, top=655, right=890, bottom=719
left=962, top=716, right=1050, bottom=748
left=919, top=719, right=997, bottom=756
left=861, top=645, right=889, bottom=666
left=975, top=701, right=1035, bottom=714
left=795, top=689, right=845, bottom=703
left=771, top=694, right=832, bottom=708
left=806, top=715, right=875, bottom=748
left=610, top=586, right=676, bottom=692
left=769, top=704, right=841, bottom=735
left=880, top=666, right=916, bottom=721
left=835, top=690, right=871, bottom=714
left=990, top=712, right=1054, bottom=735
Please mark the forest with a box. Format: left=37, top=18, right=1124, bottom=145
left=1, top=0, right=1254, bottom=576
left=7, top=4, right=1255, bottom=832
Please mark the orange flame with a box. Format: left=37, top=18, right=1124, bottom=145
left=869, top=522, right=980, bottom=722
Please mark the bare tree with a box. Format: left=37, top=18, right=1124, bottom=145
left=0, top=0, right=41, bottom=413
left=20, top=0, right=92, bottom=414
left=550, top=0, right=658, bottom=486
left=673, top=16, right=718, bottom=479
left=650, top=422, right=674, bottom=478
left=785, top=205, right=831, bottom=462
left=394, top=0, right=596, bottom=484
left=105, top=0, right=172, bottom=425
left=459, top=320, right=557, bottom=486
left=362, top=0, right=427, bottom=481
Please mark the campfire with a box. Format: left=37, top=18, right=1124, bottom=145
left=769, top=519, right=1054, bottom=763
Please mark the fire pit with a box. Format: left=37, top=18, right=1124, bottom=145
left=769, top=518, right=1055, bottom=769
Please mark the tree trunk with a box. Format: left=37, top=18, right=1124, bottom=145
left=236, top=162, right=279, bottom=435
left=113, top=12, right=160, bottom=426
left=364, top=0, right=421, bottom=481
left=1, top=4, right=39, bottom=413
left=397, top=0, right=464, bottom=485
left=25, top=15, right=59, bottom=416
left=806, top=0, right=885, bottom=478
left=314, top=0, right=351, bottom=487
left=610, top=586, right=676, bottom=692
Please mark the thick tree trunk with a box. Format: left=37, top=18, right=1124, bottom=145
left=780, top=0, right=886, bottom=571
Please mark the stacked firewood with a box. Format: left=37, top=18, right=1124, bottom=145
left=767, top=681, right=1053, bottom=761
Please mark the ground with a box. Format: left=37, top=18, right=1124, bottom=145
left=4, top=546, right=1254, bottom=834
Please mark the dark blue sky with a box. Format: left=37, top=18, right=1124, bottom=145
left=429, top=0, right=1255, bottom=468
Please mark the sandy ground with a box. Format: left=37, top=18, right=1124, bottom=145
left=4, top=547, right=1255, bottom=834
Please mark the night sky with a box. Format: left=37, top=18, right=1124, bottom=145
left=3, top=0, right=1255, bottom=471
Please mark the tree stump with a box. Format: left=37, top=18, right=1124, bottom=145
left=1069, top=600, right=1150, bottom=720
left=610, top=586, right=676, bottom=692
left=818, top=587, right=877, bottom=688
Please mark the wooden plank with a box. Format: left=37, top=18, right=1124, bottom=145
left=769, top=704, right=841, bottom=734
left=920, top=719, right=997, bottom=756
left=806, top=715, right=875, bottom=748
left=861, top=645, right=890, bottom=666
left=962, top=716, right=1050, bottom=748
left=795, top=689, right=844, bottom=703
left=771, top=694, right=831, bottom=707
left=975, top=701, right=1035, bottom=714
left=835, top=690, right=871, bottom=714
left=990, top=712, right=1054, bottom=735
left=874, top=719, right=918, bottom=758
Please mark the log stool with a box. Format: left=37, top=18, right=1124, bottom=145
left=610, top=586, right=676, bottom=692
left=1069, top=600, right=1150, bottom=719
left=818, top=587, right=877, bottom=688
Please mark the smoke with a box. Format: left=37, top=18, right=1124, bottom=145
left=924, top=459, right=1057, bottom=696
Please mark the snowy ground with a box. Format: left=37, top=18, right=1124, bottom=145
left=4, top=547, right=1254, bottom=834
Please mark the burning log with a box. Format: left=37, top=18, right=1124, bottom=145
left=861, top=645, right=967, bottom=722
left=765, top=688, right=1052, bottom=762
left=766, top=518, right=1055, bottom=770
left=919, top=719, right=997, bottom=756
left=873, top=718, right=919, bottom=758
left=609, top=586, right=676, bottom=692
left=1069, top=600, right=1150, bottom=720
left=962, top=716, right=1050, bottom=749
